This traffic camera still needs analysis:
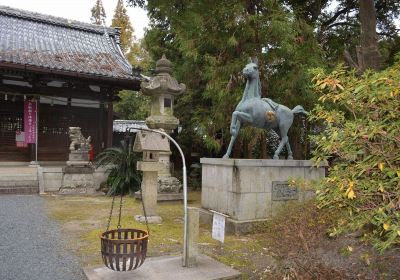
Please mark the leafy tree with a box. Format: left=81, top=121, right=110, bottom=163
left=114, top=90, right=150, bottom=120
left=90, top=0, right=107, bottom=26
left=111, top=0, right=151, bottom=121
left=310, top=58, right=400, bottom=251
left=112, top=0, right=134, bottom=53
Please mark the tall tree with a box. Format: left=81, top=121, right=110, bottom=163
left=129, top=0, right=323, bottom=159
left=344, top=0, right=381, bottom=72
left=112, top=0, right=134, bottom=53
left=90, top=0, right=106, bottom=26
left=283, top=0, right=400, bottom=67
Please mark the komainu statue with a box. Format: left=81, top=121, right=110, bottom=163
left=223, top=58, right=308, bottom=159
left=68, top=127, right=91, bottom=151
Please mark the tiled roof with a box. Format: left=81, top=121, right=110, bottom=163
left=0, top=5, right=139, bottom=84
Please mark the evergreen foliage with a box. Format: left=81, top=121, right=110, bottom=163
left=112, top=0, right=134, bottom=53
left=110, top=0, right=151, bottom=121
left=129, top=0, right=324, bottom=158
left=90, top=0, right=107, bottom=26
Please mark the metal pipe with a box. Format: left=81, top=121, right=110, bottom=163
left=127, top=127, right=189, bottom=267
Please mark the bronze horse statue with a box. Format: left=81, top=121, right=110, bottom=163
left=223, top=58, right=308, bottom=159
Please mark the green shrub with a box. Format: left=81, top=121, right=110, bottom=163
left=309, top=59, right=400, bottom=252
left=95, top=137, right=141, bottom=195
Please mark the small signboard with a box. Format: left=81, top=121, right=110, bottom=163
left=272, top=181, right=299, bottom=201
left=212, top=211, right=226, bottom=243
left=24, top=100, right=37, bottom=144
left=15, top=131, right=27, bottom=148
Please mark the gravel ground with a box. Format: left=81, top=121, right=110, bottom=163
left=0, top=195, right=87, bottom=280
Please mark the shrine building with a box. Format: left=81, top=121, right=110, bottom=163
left=0, top=6, right=140, bottom=163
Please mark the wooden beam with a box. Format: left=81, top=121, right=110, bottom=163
left=0, top=62, right=141, bottom=90
left=0, top=82, right=113, bottom=102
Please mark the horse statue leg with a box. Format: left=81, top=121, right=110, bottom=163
left=223, top=111, right=253, bottom=158
left=285, top=141, right=293, bottom=160
left=273, top=114, right=293, bottom=159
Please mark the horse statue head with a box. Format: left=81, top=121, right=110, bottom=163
left=241, top=57, right=261, bottom=100
left=243, top=57, right=259, bottom=80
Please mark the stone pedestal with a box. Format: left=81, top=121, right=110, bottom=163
left=200, top=158, right=327, bottom=234
left=60, top=165, right=95, bottom=195
left=59, top=150, right=96, bottom=195
left=66, top=150, right=89, bottom=167
left=135, top=161, right=164, bottom=224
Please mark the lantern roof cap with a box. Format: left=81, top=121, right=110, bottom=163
left=155, top=54, right=173, bottom=74
left=133, top=131, right=170, bottom=152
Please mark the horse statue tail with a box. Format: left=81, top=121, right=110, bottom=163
left=292, top=105, right=309, bottom=115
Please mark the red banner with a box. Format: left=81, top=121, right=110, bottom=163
left=24, top=100, right=37, bottom=144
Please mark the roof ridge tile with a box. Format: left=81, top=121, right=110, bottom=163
left=0, top=5, right=115, bottom=35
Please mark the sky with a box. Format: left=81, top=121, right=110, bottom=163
left=0, top=0, right=149, bottom=39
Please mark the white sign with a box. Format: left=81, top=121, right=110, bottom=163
left=15, top=131, right=25, bottom=142
left=212, top=212, right=226, bottom=243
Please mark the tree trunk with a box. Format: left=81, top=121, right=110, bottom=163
left=343, top=0, right=381, bottom=73
left=358, top=0, right=381, bottom=71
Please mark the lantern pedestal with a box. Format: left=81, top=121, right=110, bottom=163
left=135, top=161, right=164, bottom=224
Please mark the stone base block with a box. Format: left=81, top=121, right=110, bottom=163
left=59, top=172, right=97, bottom=195
left=69, top=150, right=89, bottom=161
left=63, top=166, right=94, bottom=174
left=66, top=160, right=90, bottom=167
left=201, top=158, right=327, bottom=224
left=135, top=191, right=183, bottom=201
left=134, top=215, right=163, bottom=224
left=199, top=208, right=269, bottom=235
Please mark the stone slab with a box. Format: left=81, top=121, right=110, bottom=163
left=84, top=254, right=240, bottom=280
left=200, top=158, right=328, bottom=167
left=69, top=151, right=89, bottom=161
left=66, top=160, right=90, bottom=167
left=135, top=191, right=183, bottom=201
left=63, top=166, right=94, bottom=174
left=134, top=215, right=163, bottom=224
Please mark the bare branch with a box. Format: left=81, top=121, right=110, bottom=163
left=343, top=49, right=360, bottom=71
left=326, top=21, right=358, bottom=30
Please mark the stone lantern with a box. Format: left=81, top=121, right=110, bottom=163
left=141, top=54, right=186, bottom=131
left=133, top=131, right=170, bottom=223
left=139, top=55, right=186, bottom=201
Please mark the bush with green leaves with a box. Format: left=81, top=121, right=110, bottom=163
left=95, top=137, right=141, bottom=195
left=309, top=58, right=400, bottom=252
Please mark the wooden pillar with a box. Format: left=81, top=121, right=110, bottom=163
left=106, top=101, right=113, bottom=148
left=98, top=103, right=104, bottom=154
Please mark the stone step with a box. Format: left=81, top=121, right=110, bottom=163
left=0, top=166, right=39, bottom=194
left=0, top=167, right=38, bottom=181
left=0, top=180, right=39, bottom=187
left=0, top=175, right=38, bottom=181
left=0, top=186, right=39, bottom=195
